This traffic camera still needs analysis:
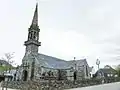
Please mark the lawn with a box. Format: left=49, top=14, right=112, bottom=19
left=0, top=65, right=11, bottom=72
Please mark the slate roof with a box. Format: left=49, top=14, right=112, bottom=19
left=33, top=53, right=88, bottom=69
left=98, top=68, right=117, bottom=74
left=95, top=66, right=118, bottom=77
left=100, top=65, right=117, bottom=74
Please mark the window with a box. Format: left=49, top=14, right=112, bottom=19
left=86, top=66, right=88, bottom=76
left=107, top=74, right=110, bottom=77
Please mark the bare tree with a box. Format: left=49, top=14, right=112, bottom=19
left=5, top=53, right=14, bottom=65
left=0, top=52, right=15, bottom=90
left=1, top=52, right=15, bottom=72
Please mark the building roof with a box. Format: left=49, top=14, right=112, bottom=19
left=32, top=53, right=88, bottom=69
left=96, top=66, right=118, bottom=75
left=99, top=68, right=117, bottom=74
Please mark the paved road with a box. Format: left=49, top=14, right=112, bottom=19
left=67, top=82, right=120, bottom=90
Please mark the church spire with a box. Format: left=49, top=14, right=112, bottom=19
left=24, top=3, right=41, bottom=54
left=31, top=3, right=38, bottom=26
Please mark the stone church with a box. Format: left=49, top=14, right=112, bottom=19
left=17, top=3, right=91, bottom=81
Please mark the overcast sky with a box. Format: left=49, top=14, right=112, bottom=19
left=0, top=0, right=120, bottom=70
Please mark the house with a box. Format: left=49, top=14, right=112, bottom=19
left=4, top=69, right=17, bottom=81
left=94, top=65, right=118, bottom=79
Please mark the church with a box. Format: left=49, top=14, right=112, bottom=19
left=17, top=3, right=91, bottom=81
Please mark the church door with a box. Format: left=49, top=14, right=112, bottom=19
left=74, top=71, right=77, bottom=80
left=23, top=70, right=28, bottom=81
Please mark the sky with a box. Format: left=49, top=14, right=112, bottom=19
left=0, top=0, right=120, bottom=70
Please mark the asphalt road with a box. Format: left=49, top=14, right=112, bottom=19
left=67, top=82, right=120, bottom=90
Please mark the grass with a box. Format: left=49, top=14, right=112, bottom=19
left=0, top=65, right=13, bottom=72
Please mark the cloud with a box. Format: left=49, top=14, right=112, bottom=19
left=1, top=0, right=120, bottom=68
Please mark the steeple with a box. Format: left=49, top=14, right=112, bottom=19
left=31, top=3, right=38, bottom=26
left=22, top=3, right=41, bottom=81
left=24, top=3, right=41, bottom=55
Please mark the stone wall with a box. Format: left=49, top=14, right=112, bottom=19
left=1, top=77, right=120, bottom=90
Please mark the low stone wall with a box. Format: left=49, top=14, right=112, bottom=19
left=1, top=77, right=120, bottom=90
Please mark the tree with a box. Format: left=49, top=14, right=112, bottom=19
left=0, top=52, right=15, bottom=90
left=115, top=65, right=120, bottom=77
left=1, top=52, right=15, bottom=72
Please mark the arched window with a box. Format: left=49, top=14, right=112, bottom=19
left=31, top=62, right=35, bottom=80
left=86, top=66, right=88, bottom=77
left=33, top=31, right=35, bottom=39
left=30, top=31, right=33, bottom=39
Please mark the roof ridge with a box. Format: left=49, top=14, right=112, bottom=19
left=38, top=53, right=66, bottom=61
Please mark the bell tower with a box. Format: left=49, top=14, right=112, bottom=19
left=24, top=3, right=41, bottom=55
left=22, top=3, right=41, bottom=81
